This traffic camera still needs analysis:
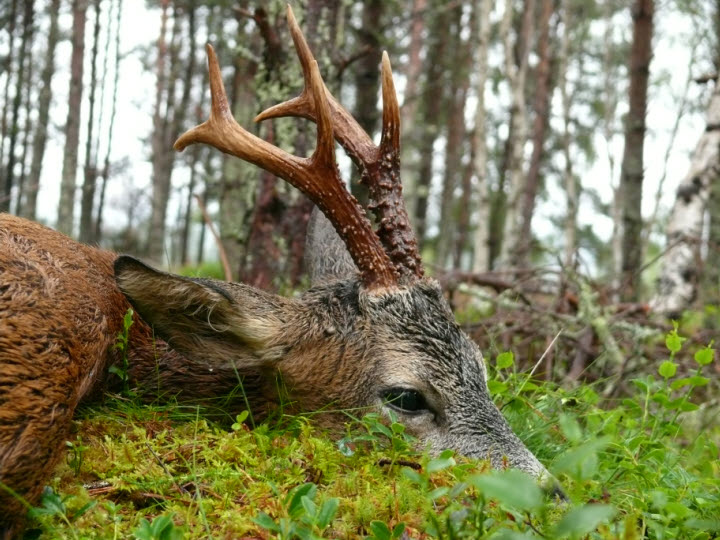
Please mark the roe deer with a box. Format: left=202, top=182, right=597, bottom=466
left=0, top=7, right=558, bottom=536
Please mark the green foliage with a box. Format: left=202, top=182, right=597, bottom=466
left=134, top=514, right=185, bottom=540
left=28, top=327, right=718, bottom=539
left=109, top=307, right=134, bottom=395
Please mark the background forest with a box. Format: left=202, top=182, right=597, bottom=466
left=1, top=0, right=719, bottom=313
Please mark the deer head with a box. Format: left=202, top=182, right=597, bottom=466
left=115, top=6, right=551, bottom=481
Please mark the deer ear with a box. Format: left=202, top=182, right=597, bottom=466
left=114, top=256, right=289, bottom=367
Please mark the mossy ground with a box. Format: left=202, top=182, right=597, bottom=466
left=24, top=333, right=720, bottom=539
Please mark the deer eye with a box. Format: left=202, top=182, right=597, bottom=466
left=382, top=388, right=429, bottom=414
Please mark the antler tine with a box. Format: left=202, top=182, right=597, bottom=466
left=368, top=52, right=423, bottom=278
left=255, top=5, right=377, bottom=160
left=175, top=44, right=397, bottom=290
left=255, top=5, right=423, bottom=281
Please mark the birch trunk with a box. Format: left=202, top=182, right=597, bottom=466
left=498, top=0, right=535, bottom=266
left=23, top=0, right=60, bottom=220
left=651, top=83, right=720, bottom=315
left=3, top=0, right=34, bottom=214
left=470, top=0, right=492, bottom=273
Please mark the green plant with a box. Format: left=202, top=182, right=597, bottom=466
left=65, top=436, right=89, bottom=476
left=133, top=513, right=185, bottom=540
left=109, top=307, right=134, bottom=394
left=253, top=482, right=340, bottom=539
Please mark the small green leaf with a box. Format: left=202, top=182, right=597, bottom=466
left=253, top=512, right=280, bottom=532
left=558, top=414, right=582, bottom=443
left=301, top=495, right=317, bottom=518
left=391, top=522, right=406, bottom=539
left=496, top=351, right=514, bottom=369
left=553, top=504, right=617, bottom=537
left=658, top=361, right=677, bottom=379
left=427, top=455, right=455, bottom=474
left=390, top=422, right=405, bottom=434
left=428, top=487, right=449, bottom=500
left=316, top=498, right=339, bottom=529
left=487, top=380, right=508, bottom=394
left=286, top=483, right=317, bottom=518
left=694, top=345, right=715, bottom=366
left=470, top=470, right=543, bottom=511
left=665, top=325, right=686, bottom=354
left=369, top=520, right=392, bottom=540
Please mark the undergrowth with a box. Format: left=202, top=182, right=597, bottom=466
left=25, top=326, right=719, bottom=539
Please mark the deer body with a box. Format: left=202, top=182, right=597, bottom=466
left=1, top=8, right=556, bottom=536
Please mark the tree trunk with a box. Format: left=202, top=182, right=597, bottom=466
left=619, top=0, right=654, bottom=302
left=2, top=0, right=34, bottom=214
left=146, top=0, right=170, bottom=259
left=470, top=0, right=492, bottom=273
left=179, top=4, right=199, bottom=266
left=57, top=0, right=87, bottom=235
left=23, top=0, right=60, bottom=221
left=438, top=6, right=471, bottom=269
left=400, top=0, right=426, bottom=219
left=219, top=5, right=259, bottom=280
left=95, top=0, right=122, bottom=242
left=0, top=0, right=18, bottom=189
left=350, top=0, right=383, bottom=207
left=15, top=12, right=36, bottom=216
left=515, top=0, right=553, bottom=267
left=79, top=0, right=102, bottom=243
left=498, top=0, right=535, bottom=267
left=413, top=1, right=449, bottom=251
left=651, top=79, right=720, bottom=315
left=559, top=0, right=577, bottom=270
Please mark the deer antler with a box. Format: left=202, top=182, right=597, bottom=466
left=175, top=44, right=398, bottom=290
left=255, top=6, right=423, bottom=281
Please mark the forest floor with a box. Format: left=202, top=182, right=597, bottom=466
left=24, top=319, right=720, bottom=539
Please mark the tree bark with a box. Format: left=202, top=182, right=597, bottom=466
left=79, top=0, right=102, bottom=243
left=436, top=6, right=470, bottom=269
left=15, top=10, right=36, bottom=216
left=619, top=0, right=654, bottom=302
left=219, top=5, right=259, bottom=279
left=95, top=0, right=121, bottom=242
left=413, top=1, right=449, bottom=251
left=498, top=0, right=535, bottom=266
left=399, top=0, right=426, bottom=219
left=179, top=4, right=198, bottom=266
left=2, top=0, right=34, bottom=213
left=559, top=0, right=577, bottom=270
left=350, top=0, right=383, bottom=207
left=146, top=0, right=170, bottom=259
left=0, top=0, right=18, bottom=190
left=23, top=0, right=60, bottom=221
left=57, top=0, right=87, bottom=235
left=470, top=0, right=492, bottom=273
left=514, top=0, right=553, bottom=267
left=652, top=78, right=720, bottom=315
